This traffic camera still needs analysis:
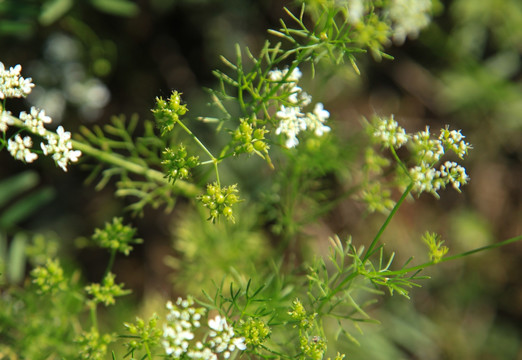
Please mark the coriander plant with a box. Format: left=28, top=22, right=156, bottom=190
left=1, top=1, right=521, bottom=359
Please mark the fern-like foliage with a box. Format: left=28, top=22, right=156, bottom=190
left=76, top=114, right=199, bottom=215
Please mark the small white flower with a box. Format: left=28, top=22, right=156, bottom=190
left=40, top=125, right=82, bottom=172
left=268, top=67, right=302, bottom=83
left=410, top=162, right=442, bottom=196
left=288, top=86, right=302, bottom=104
left=20, top=106, right=53, bottom=136
left=348, top=0, right=365, bottom=24
left=208, top=315, right=227, bottom=332
left=439, top=126, right=472, bottom=159
left=232, top=337, right=246, bottom=351
left=440, top=161, right=469, bottom=191
left=388, top=0, right=432, bottom=44
left=1, top=110, right=14, bottom=132
left=288, top=67, right=302, bottom=82
left=305, top=103, right=331, bottom=137
left=0, top=61, right=34, bottom=99
left=411, top=126, right=444, bottom=163
left=7, top=134, right=38, bottom=163
left=371, top=115, right=409, bottom=148
left=268, top=69, right=284, bottom=82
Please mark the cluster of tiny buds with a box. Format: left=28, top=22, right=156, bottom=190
left=152, top=91, right=188, bottom=136
left=268, top=67, right=331, bottom=148
left=1, top=61, right=82, bottom=171
left=199, top=183, right=240, bottom=222
left=233, top=119, right=269, bottom=157
left=162, top=144, right=200, bottom=183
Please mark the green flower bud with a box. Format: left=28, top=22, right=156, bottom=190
left=223, top=206, right=233, bottom=218
left=216, top=193, right=225, bottom=204
left=253, top=128, right=266, bottom=140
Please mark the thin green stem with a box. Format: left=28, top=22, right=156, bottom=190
left=104, top=249, right=116, bottom=278
left=362, top=182, right=414, bottom=262
left=90, top=303, right=98, bottom=330
left=174, top=117, right=222, bottom=185
left=175, top=118, right=215, bottom=161
left=389, top=146, right=410, bottom=177
left=145, top=343, right=152, bottom=360
left=383, top=234, right=522, bottom=277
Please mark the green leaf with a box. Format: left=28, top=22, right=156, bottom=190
left=39, top=0, right=74, bottom=26
left=7, top=233, right=27, bottom=283
left=0, top=20, right=33, bottom=36
left=89, top=0, right=140, bottom=17
left=0, top=171, right=39, bottom=209
left=0, top=188, right=55, bottom=230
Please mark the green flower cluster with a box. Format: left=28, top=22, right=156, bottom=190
left=232, top=119, right=270, bottom=159
left=422, top=231, right=449, bottom=263
left=31, top=258, right=67, bottom=294
left=75, top=327, right=115, bottom=360
left=289, top=299, right=315, bottom=330
left=288, top=299, right=326, bottom=360
left=152, top=91, right=188, bottom=136
left=92, top=217, right=142, bottom=256
left=237, top=318, right=271, bottom=347
left=123, top=314, right=162, bottom=357
left=85, top=272, right=129, bottom=307
left=199, top=182, right=240, bottom=223
left=162, top=144, right=200, bottom=183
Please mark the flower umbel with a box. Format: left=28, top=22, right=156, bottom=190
left=370, top=115, right=409, bottom=149
left=8, top=134, right=38, bottom=163
left=0, top=61, right=34, bottom=99
left=365, top=116, right=472, bottom=201
left=269, top=67, right=331, bottom=148
left=124, top=314, right=162, bottom=356
left=0, top=109, right=14, bottom=132
left=92, top=217, right=142, bottom=256
left=237, top=318, right=271, bottom=347
left=388, top=0, right=432, bottom=44
left=41, top=125, right=82, bottom=171
left=31, top=258, right=67, bottom=294
left=422, top=231, right=449, bottom=263
left=85, top=272, right=130, bottom=307
left=162, top=144, right=200, bottom=183
left=152, top=91, right=188, bottom=136
left=199, top=183, right=240, bottom=223
left=162, top=297, right=246, bottom=360
left=20, top=106, right=52, bottom=136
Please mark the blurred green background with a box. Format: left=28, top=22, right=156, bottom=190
left=1, top=0, right=521, bottom=359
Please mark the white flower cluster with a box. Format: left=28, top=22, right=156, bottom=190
left=347, top=0, right=365, bottom=24
left=411, top=126, right=444, bottom=163
left=20, top=106, right=52, bottom=136
left=162, top=297, right=246, bottom=360
left=0, top=109, right=14, bottom=132
left=207, top=315, right=247, bottom=359
left=1, top=61, right=82, bottom=171
left=370, top=116, right=472, bottom=197
left=410, top=160, right=469, bottom=196
left=41, top=126, right=82, bottom=172
left=409, top=125, right=471, bottom=196
left=345, top=0, right=432, bottom=45
left=371, top=115, right=409, bottom=148
left=388, top=0, right=432, bottom=44
left=439, top=126, right=472, bottom=159
left=7, top=135, right=38, bottom=163
left=0, top=62, right=34, bottom=99
left=268, top=67, right=331, bottom=148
